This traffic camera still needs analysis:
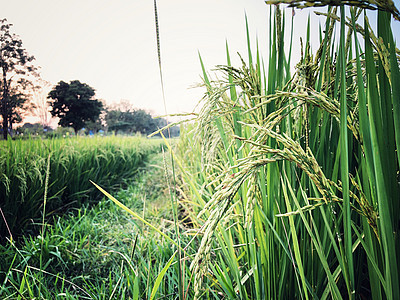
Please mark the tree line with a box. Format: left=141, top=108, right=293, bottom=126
left=0, top=18, right=178, bottom=139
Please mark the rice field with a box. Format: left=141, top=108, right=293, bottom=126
left=1, top=1, right=400, bottom=299
left=0, top=136, right=161, bottom=242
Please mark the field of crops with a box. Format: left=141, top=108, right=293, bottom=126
left=0, top=136, right=161, bottom=241
left=1, top=2, right=400, bottom=299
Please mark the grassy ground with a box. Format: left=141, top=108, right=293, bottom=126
left=0, top=151, right=177, bottom=299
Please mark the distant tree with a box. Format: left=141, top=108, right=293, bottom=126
left=104, top=105, right=179, bottom=137
left=0, top=18, right=37, bottom=139
left=105, top=109, right=132, bottom=134
left=17, top=122, right=51, bottom=136
left=48, top=80, right=103, bottom=134
left=131, top=109, right=156, bottom=134
left=105, top=107, right=156, bottom=135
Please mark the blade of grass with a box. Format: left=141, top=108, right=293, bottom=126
left=339, top=5, right=354, bottom=297
left=149, top=253, right=176, bottom=300
left=90, top=180, right=177, bottom=247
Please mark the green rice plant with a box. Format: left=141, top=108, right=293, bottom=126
left=172, top=2, right=399, bottom=298
left=0, top=136, right=161, bottom=242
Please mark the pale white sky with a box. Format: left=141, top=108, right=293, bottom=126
left=2, top=0, right=400, bottom=119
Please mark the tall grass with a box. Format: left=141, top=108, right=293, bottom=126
left=0, top=150, right=184, bottom=299
left=172, top=2, right=400, bottom=299
left=0, top=153, right=198, bottom=300
left=0, top=136, right=161, bottom=242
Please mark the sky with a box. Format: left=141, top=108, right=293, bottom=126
left=2, top=0, right=400, bottom=121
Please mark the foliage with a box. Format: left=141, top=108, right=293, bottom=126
left=105, top=108, right=138, bottom=134
left=0, top=18, right=37, bottom=139
left=16, top=122, right=53, bottom=136
left=48, top=80, right=103, bottom=134
left=105, top=105, right=179, bottom=136
left=171, top=3, right=400, bottom=299
left=0, top=136, right=161, bottom=242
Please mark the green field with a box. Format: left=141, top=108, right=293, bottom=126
left=1, top=2, right=400, bottom=299
left=0, top=136, right=161, bottom=241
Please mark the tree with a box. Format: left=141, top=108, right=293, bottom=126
left=131, top=109, right=156, bottom=134
left=48, top=80, right=103, bottom=134
left=0, top=18, right=37, bottom=139
left=104, top=100, right=137, bottom=134
left=105, top=107, right=155, bottom=135
left=17, top=122, right=52, bottom=136
left=104, top=103, right=179, bottom=137
left=105, top=109, right=130, bottom=134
